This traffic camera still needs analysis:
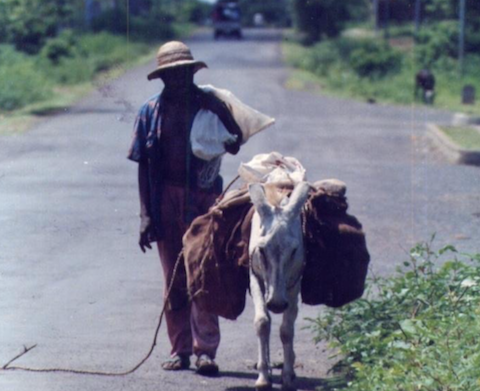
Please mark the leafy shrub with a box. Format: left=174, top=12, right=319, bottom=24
left=310, top=239, right=480, bottom=391
left=130, top=15, right=175, bottom=42
left=306, top=41, right=341, bottom=77
left=0, top=59, right=51, bottom=111
left=91, top=8, right=175, bottom=42
left=292, top=0, right=369, bottom=44
left=415, top=21, right=458, bottom=68
left=178, top=0, right=213, bottom=24
left=78, top=33, right=148, bottom=73
left=0, top=44, right=26, bottom=66
left=0, top=0, right=75, bottom=54
left=39, top=56, right=95, bottom=85
left=350, top=39, right=402, bottom=79
left=40, top=30, right=79, bottom=65
left=91, top=8, right=129, bottom=35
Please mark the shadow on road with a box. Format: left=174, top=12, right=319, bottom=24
left=189, top=28, right=282, bottom=43
left=222, top=370, right=340, bottom=391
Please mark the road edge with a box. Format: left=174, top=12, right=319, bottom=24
left=427, top=123, right=480, bottom=166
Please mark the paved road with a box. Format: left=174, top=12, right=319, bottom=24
left=0, top=29, right=479, bottom=391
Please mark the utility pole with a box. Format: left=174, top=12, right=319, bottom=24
left=414, top=0, right=421, bottom=36
left=373, top=0, right=380, bottom=35
left=459, top=0, right=466, bottom=75
left=384, top=0, right=390, bottom=41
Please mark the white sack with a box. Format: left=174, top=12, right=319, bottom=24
left=200, top=85, right=275, bottom=144
left=190, top=109, right=238, bottom=161
left=238, top=151, right=307, bottom=185
left=190, top=85, right=275, bottom=161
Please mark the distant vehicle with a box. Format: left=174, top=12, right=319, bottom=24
left=212, top=1, right=242, bottom=40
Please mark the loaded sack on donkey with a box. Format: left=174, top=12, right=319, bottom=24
left=182, top=152, right=370, bottom=320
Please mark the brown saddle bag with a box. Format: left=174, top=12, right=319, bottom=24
left=301, top=185, right=370, bottom=307
left=183, top=188, right=253, bottom=320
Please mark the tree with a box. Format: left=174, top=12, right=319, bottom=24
left=0, top=0, right=79, bottom=53
left=292, top=0, right=369, bottom=44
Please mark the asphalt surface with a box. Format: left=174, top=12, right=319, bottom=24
left=0, top=29, right=479, bottom=391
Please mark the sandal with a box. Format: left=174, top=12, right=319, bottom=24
left=161, top=354, right=190, bottom=371
left=195, top=354, right=219, bottom=376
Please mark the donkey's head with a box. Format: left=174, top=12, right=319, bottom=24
left=248, top=181, right=311, bottom=314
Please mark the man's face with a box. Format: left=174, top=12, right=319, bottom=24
left=160, top=65, right=195, bottom=90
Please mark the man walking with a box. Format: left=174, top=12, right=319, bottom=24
left=128, top=41, right=243, bottom=375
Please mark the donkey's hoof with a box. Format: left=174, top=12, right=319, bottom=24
left=255, top=380, right=272, bottom=391
left=255, top=381, right=272, bottom=391
left=281, top=373, right=297, bottom=391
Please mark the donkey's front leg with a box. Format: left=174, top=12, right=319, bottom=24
left=280, top=288, right=300, bottom=391
left=250, top=273, right=272, bottom=390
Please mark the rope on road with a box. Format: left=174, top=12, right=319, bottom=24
left=1, top=250, right=185, bottom=377
left=1, top=175, right=243, bottom=377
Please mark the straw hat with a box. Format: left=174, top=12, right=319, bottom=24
left=147, top=41, right=207, bottom=81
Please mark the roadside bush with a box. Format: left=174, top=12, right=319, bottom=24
left=350, top=39, right=402, bottom=79
left=0, top=0, right=75, bottom=54
left=0, top=59, right=51, bottom=111
left=292, top=0, right=369, bottom=44
left=305, top=41, right=341, bottom=77
left=39, top=33, right=149, bottom=85
left=0, top=44, right=26, bottom=66
left=310, top=239, right=480, bottom=390
left=415, top=21, right=458, bottom=68
left=91, top=8, right=175, bottom=42
left=130, top=14, right=175, bottom=42
left=91, top=8, right=129, bottom=35
left=178, top=0, right=212, bottom=24
left=78, top=33, right=148, bottom=73
left=40, top=30, right=79, bottom=65
left=39, top=56, right=95, bottom=85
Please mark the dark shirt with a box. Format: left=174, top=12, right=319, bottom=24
left=159, top=92, right=201, bottom=185
left=128, top=84, right=242, bottom=239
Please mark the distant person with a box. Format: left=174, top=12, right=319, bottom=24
left=415, top=69, right=435, bottom=104
left=253, top=13, right=265, bottom=27
left=128, top=41, right=243, bottom=376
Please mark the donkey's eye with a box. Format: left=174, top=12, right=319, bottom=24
left=290, top=248, right=297, bottom=259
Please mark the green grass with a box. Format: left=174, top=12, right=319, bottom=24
left=0, top=24, right=195, bottom=134
left=283, top=39, right=480, bottom=116
left=440, top=126, right=480, bottom=150
left=0, top=44, right=154, bottom=134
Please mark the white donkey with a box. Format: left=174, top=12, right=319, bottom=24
left=248, top=181, right=311, bottom=391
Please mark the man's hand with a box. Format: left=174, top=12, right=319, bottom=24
left=224, top=137, right=240, bottom=155
left=139, top=216, right=153, bottom=253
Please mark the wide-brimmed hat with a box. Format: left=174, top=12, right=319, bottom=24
left=147, top=41, right=207, bottom=81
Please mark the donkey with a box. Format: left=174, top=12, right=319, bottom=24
left=248, top=181, right=311, bottom=391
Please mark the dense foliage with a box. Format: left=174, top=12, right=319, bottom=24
left=0, top=45, right=52, bottom=111
left=0, top=0, right=81, bottom=54
left=287, top=37, right=402, bottom=80
left=310, top=240, right=480, bottom=390
left=350, top=40, right=402, bottom=79
left=0, top=33, right=149, bottom=111
left=0, top=0, right=196, bottom=112
left=292, top=0, right=369, bottom=44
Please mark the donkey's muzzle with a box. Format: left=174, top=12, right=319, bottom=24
left=266, top=299, right=289, bottom=314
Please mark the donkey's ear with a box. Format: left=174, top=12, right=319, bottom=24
left=285, top=181, right=311, bottom=217
left=249, top=183, right=273, bottom=219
